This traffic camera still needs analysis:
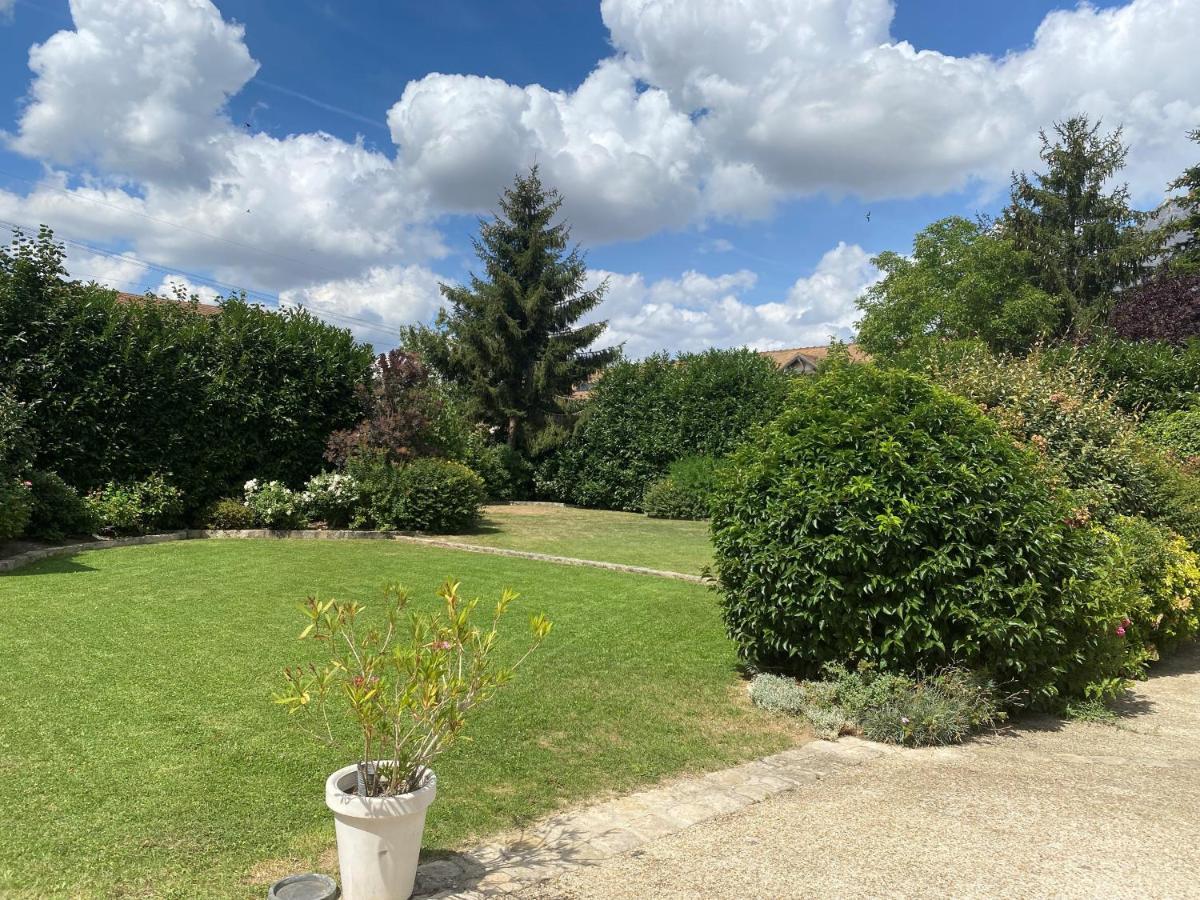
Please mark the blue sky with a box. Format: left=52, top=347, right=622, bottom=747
left=0, top=0, right=1194, bottom=355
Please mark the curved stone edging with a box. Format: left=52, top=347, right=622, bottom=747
left=0, top=528, right=707, bottom=583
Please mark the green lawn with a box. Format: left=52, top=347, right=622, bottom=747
left=458, top=504, right=714, bottom=575
left=0, top=539, right=796, bottom=899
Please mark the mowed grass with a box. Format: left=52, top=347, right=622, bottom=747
left=460, top=504, right=713, bottom=575
left=0, top=539, right=796, bottom=899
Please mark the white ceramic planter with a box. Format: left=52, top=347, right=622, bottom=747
left=324, top=763, right=437, bottom=900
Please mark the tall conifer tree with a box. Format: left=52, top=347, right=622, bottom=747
left=1163, top=128, right=1200, bottom=272
left=436, top=168, right=617, bottom=448
left=1002, top=116, right=1153, bottom=329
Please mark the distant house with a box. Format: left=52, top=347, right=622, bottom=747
left=757, top=344, right=869, bottom=373
left=115, top=291, right=222, bottom=316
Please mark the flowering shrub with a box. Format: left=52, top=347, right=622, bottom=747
left=85, top=474, right=184, bottom=535
left=242, top=479, right=303, bottom=529
left=275, top=580, right=552, bottom=796
left=300, top=472, right=358, bottom=528
left=712, top=364, right=1121, bottom=707
left=0, top=478, right=33, bottom=541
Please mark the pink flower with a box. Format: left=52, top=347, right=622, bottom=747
left=1121, top=618, right=1132, bottom=628
left=430, top=640, right=453, bottom=651
left=900, top=716, right=910, bottom=724
left=1116, top=626, right=1126, bottom=637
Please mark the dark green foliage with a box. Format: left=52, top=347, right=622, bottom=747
left=25, top=471, right=95, bottom=541
left=203, top=498, right=257, bottom=530
left=712, top=364, right=1116, bottom=706
left=0, top=479, right=32, bottom=541
left=1163, top=127, right=1200, bottom=272
left=1002, top=116, right=1153, bottom=329
left=0, top=228, right=373, bottom=511
left=426, top=168, right=618, bottom=449
left=553, top=348, right=790, bottom=510
left=1143, top=404, right=1200, bottom=460
left=856, top=216, right=1061, bottom=357
left=642, top=456, right=727, bottom=520
left=464, top=441, right=534, bottom=501
left=349, top=455, right=485, bottom=533
left=85, top=475, right=185, bottom=535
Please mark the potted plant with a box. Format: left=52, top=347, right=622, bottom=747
left=276, top=580, right=552, bottom=900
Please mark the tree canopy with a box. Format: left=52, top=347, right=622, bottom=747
left=855, top=216, right=1061, bottom=358
left=426, top=168, right=617, bottom=449
left=1001, top=116, right=1153, bottom=328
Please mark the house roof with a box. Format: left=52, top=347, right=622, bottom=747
left=115, top=291, right=222, bottom=316
left=758, top=344, right=869, bottom=370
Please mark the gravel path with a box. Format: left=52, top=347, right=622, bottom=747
left=514, top=644, right=1200, bottom=900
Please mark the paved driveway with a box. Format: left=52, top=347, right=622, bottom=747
left=521, top=645, right=1200, bottom=899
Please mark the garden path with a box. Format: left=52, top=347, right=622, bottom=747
left=418, top=643, right=1200, bottom=899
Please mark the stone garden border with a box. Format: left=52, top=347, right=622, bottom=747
left=0, top=528, right=707, bottom=583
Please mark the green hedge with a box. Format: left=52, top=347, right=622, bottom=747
left=711, top=364, right=1127, bottom=706
left=25, top=471, right=95, bottom=541
left=0, top=229, right=373, bottom=513
left=548, top=348, right=790, bottom=510
left=350, top=455, right=485, bottom=533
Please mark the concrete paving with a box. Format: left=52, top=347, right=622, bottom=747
left=479, top=644, right=1200, bottom=899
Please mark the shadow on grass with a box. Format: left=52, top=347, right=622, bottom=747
left=457, top=519, right=504, bottom=537
left=2, top=555, right=98, bottom=576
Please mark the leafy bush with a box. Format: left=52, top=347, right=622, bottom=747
left=1044, top=339, right=1200, bottom=415
left=25, top=471, right=95, bottom=541
left=928, top=346, right=1200, bottom=540
left=300, top=472, right=359, bottom=528
left=642, top=456, right=727, bottom=519
left=350, top=455, right=485, bottom=533
left=203, top=498, right=257, bottom=530
left=0, top=228, right=373, bottom=511
left=243, top=480, right=304, bottom=530
left=552, top=348, right=790, bottom=510
left=1100, top=516, right=1200, bottom=668
left=0, top=478, right=32, bottom=541
left=0, top=389, right=35, bottom=478
left=463, top=439, right=533, bottom=501
left=712, top=364, right=1118, bottom=706
left=85, top=474, right=184, bottom=535
left=750, top=665, right=1003, bottom=746
left=1108, top=272, right=1200, bottom=343
left=1143, top=404, right=1200, bottom=461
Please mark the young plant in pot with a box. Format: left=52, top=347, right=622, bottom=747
left=276, top=580, right=552, bottom=900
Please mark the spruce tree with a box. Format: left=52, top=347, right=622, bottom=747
left=1002, top=116, right=1153, bottom=330
left=1163, top=128, right=1200, bottom=272
left=436, top=168, right=617, bottom=449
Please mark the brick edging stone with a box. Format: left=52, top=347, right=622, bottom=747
left=0, top=529, right=706, bottom=583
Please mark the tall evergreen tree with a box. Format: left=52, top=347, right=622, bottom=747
left=1002, top=116, right=1153, bottom=329
left=1163, top=127, right=1200, bottom=272
left=434, top=168, right=617, bottom=449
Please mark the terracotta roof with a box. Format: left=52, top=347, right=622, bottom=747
left=115, top=291, right=222, bottom=316
left=758, top=344, right=869, bottom=369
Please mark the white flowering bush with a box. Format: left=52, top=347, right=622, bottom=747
left=300, top=471, right=359, bottom=528
left=243, top=479, right=303, bottom=529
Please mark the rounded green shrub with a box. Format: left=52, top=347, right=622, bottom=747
left=242, top=480, right=304, bottom=529
left=352, top=456, right=484, bottom=533
left=25, top=471, right=95, bottom=541
left=0, top=478, right=33, bottom=541
left=203, top=498, right=257, bottom=530
left=85, top=474, right=184, bottom=535
left=1143, top=405, right=1200, bottom=461
left=712, top=364, right=1112, bottom=706
left=642, top=456, right=727, bottom=520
